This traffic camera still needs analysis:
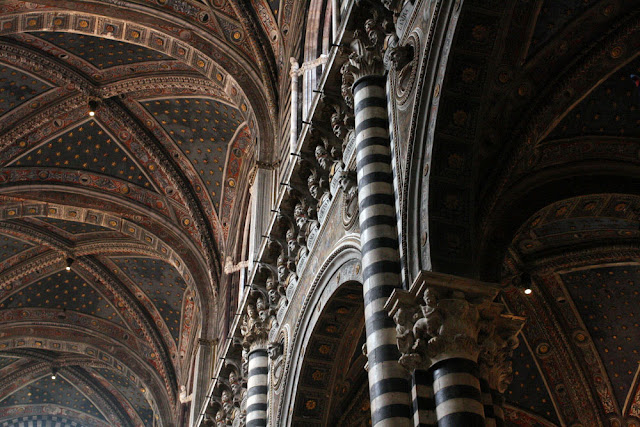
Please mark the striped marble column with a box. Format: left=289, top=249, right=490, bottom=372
left=491, top=390, right=506, bottom=427
left=480, top=378, right=496, bottom=427
left=432, top=358, right=484, bottom=426
left=353, top=74, right=412, bottom=427
left=412, top=369, right=437, bottom=427
left=246, top=348, right=268, bottom=427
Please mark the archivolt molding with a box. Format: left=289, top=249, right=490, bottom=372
left=276, top=241, right=362, bottom=425
left=402, top=0, right=460, bottom=278
left=100, top=76, right=232, bottom=101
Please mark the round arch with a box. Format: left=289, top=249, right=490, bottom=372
left=277, top=240, right=363, bottom=425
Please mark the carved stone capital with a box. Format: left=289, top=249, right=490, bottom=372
left=478, top=314, right=525, bottom=393
left=386, top=271, right=506, bottom=369
left=240, top=300, right=270, bottom=352
left=341, top=8, right=395, bottom=105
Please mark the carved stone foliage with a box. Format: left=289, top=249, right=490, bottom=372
left=386, top=271, right=523, bottom=376
left=341, top=6, right=395, bottom=87
left=240, top=296, right=271, bottom=351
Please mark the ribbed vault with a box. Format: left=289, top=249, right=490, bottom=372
left=0, top=0, right=278, bottom=425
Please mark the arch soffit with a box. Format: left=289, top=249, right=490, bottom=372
left=277, top=241, right=363, bottom=426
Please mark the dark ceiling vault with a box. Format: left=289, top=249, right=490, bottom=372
left=0, top=0, right=278, bottom=425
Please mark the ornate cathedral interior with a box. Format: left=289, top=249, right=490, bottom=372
left=0, top=0, right=638, bottom=426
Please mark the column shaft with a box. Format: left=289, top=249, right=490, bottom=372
left=480, top=378, right=495, bottom=427
left=353, top=75, right=411, bottom=427
left=491, top=390, right=506, bottom=427
left=246, top=349, right=268, bottom=427
left=412, top=370, right=437, bottom=427
left=432, top=359, right=484, bottom=427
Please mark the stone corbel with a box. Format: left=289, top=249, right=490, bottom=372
left=385, top=271, right=504, bottom=370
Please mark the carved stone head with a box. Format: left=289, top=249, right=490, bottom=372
left=277, top=252, right=288, bottom=283
left=315, top=144, right=330, bottom=170
left=331, top=111, right=347, bottom=140
left=286, top=228, right=299, bottom=255
left=266, top=275, right=279, bottom=305
left=308, top=171, right=320, bottom=200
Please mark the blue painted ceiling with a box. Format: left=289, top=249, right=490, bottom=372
left=111, top=257, right=187, bottom=342
left=141, top=97, right=243, bottom=210
left=31, top=32, right=175, bottom=69
left=92, top=367, right=154, bottom=426
left=0, top=271, right=129, bottom=329
left=561, top=265, right=640, bottom=408
left=0, top=375, right=105, bottom=421
left=0, top=64, right=51, bottom=117
left=13, top=119, right=153, bottom=189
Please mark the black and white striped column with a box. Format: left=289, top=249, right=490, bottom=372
left=432, top=358, right=485, bottom=426
left=412, top=369, right=437, bottom=426
left=480, top=378, right=496, bottom=427
left=246, top=348, right=268, bottom=427
left=490, top=390, right=506, bottom=427
left=353, top=74, right=412, bottom=427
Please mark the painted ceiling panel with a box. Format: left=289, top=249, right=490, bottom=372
left=0, top=271, right=128, bottom=329
left=0, top=355, right=18, bottom=371
left=0, top=233, right=33, bottom=263
left=268, top=0, right=280, bottom=18
left=0, top=64, right=51, bottom=117
left=561, top=265, right=640, bottom=409
left=13, top=119, right=153, bottom=189
left=531, top=1, right=594, bottom=53
left=34, top=217, right=111, bottom=235
left=92, top=367, right=153, bottom=426
left=30, top=32, right=175, bottom=69
left=548, top=57, right=640, bottom=139
left=141, top=98, right=243, bottom=210
left=111, top=257, right=187, bottom=342
left=0, top=375, right=105, bottom=421
left=506, top=337, right=559, bottom=425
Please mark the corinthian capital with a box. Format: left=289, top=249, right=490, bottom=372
left=340, top=7, right=395, bottom=106
left=478, top=314, right=525, bottom=393
left=240, top=297, right=271, bottom=351
left=386, top=271, right=506, bottom=369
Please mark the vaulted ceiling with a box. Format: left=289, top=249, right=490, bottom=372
left=422, top=0, right=640, bottom=425
left=0, top=0, right=281, bottom=425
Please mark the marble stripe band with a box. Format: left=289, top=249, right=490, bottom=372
left=246, top=349, right=268, bottom=427
left=435, top=398, right=485, bottom=418
left=353, top=74, right=411, bottom=426
left=432, top=372, right=480, bottom=392
left=430, top=359, right=485, bottom=425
